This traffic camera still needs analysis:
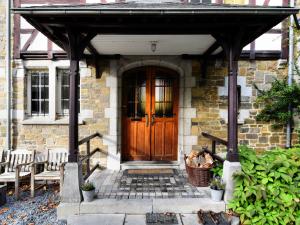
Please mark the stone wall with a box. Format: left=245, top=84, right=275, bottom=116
left=0, top=1, right=6, bottom=149
left=10, top=59, right=110, bottom=166
left=191, top=59, right=298, bottom=152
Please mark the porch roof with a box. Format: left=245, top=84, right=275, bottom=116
left=13, top=3, right=299, bottom=57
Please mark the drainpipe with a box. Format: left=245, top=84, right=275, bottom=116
left=6, top=0, right=11, bottom=151
left=286, top=0, right=295, bottom=148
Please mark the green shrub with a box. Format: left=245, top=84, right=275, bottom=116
left=210, top=177, right=225, bottom=190
left=81, top=181, right=95, bottom=191
left=228, top=146, right=300, bottom=225
left=211, top=161, right=223, bottom=178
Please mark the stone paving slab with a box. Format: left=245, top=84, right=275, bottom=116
left=80, top=199, right=153, bottom=214
left=124, top=215, right=146, bottom=225
left=67, top=214, right=125, bottom=225
left=153, top=198, right=225, bottom=214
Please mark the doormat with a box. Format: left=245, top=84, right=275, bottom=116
left=124, top=169, right=176, bottom=176
left=146, top=213, right=178, bottom=225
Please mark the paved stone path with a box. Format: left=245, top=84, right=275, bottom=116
left=89, top=169, right=210, bottom=199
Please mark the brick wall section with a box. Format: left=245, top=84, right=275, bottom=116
left=0, top=1, right=7, bottom=148
left=191, top=59, right=298, bottom=152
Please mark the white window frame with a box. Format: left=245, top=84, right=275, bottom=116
left=26, top=69, right=50, bottom=118
left=22, top=60, right=90, bottom=125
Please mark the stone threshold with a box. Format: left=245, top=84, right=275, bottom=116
left=57, top=198, right=226, bottom=221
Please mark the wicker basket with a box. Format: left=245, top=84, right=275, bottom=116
left=184, top=154, right=212, bottom=187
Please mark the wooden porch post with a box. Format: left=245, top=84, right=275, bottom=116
left=68, top=58, right=80, bottom=162
left=65, top=29, right=97, bottom=162
left=227, top=47, right=239, bottom=162
left=213, top=32, right=244, bottom=162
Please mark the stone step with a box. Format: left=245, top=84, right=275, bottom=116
left=121, top=161, right=180, bottom=170
left=82, top=198, right=225, bottom=214
left=67, top=213, right=201, bottom=225
left=58, top=198, right=225, bottom=221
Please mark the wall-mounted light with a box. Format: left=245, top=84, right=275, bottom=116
left=150, top=41, right=158, bottom=53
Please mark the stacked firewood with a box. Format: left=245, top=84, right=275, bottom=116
left=185, top=150, right=214, bottom=168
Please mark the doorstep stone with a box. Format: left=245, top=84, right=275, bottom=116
left=80, top=199, right=153, bottom=214
left=153, top=198, right=225, bottom=214
left=67, top=214, right=125, bottom=225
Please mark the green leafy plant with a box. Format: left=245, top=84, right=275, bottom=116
left=81, top=181, right=95, bottom=191
left=211, top=161, right=223, bottom=178
left=254, top=79, right=300, bottom=129
left=228, top=146, right=300, bottom=225
left=210, top=177, right=225, bottom=190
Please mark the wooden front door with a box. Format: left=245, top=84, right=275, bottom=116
left=122, top=67, right=179, bottom=161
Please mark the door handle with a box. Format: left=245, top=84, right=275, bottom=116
left=151, top=114, right=155, bottom=125
left=145, top=114, right=149, bottom=127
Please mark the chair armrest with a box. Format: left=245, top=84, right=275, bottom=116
left=0, top=162, right=8, bottom=168
left=16, top=161, right=33, bottom=170
left=30, top=161, right=48, bottom=167
left=59, top=162, right=67, bottom=169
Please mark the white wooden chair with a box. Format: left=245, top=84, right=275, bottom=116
left=0, top=149, right=35, bottom=199
left=30, top=148, right=68, bottom=197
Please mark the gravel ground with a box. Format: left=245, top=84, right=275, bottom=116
left=0, top=184, right=66, bottom=225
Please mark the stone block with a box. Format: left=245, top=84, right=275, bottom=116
left=222, top=160, right=241, bottom=203
left=61, top=163, right=83, bottom=203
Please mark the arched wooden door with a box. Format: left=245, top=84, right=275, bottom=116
left=122, top=67, right=179, bottom=161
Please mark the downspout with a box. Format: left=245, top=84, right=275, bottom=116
left=286, top=0, right=295, bottom=148
left=6, top=0, right=11, bottom=151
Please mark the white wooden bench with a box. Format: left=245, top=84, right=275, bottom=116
left=30, top=148, right=68, bottom=197
left=0, top=149, right=35, bottom=199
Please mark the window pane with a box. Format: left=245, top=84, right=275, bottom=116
left=62, top=73, right=69, bottom=85
left=31, top=87, right=39, bottom=99
left=31, top=73, right=39, bottom=85
left=31, top=101, right=39, bottom=114
left=41, top=87, right=49, bottom=99
left=41, top=73, right=49, bottom=85
left=41, top=100, right=49, bottom=115
left=62, top=87, right=69, bottom=100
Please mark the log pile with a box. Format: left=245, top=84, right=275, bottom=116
left=185, top=150, right=214, bottom=168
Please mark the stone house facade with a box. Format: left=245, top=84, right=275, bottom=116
left=0, top=0, right=298, bottom=170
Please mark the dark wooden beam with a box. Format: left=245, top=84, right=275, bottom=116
left=21, top=29, right=38, bottom=52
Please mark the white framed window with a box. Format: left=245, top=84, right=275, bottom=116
left=26, top=69, right=49, bottom=116
left=56, top=68, right=81, bottom=116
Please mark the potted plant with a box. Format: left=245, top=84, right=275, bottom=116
left=210, top=177, right=225, bottom=202
left=81, top=181, right=95, bottom=202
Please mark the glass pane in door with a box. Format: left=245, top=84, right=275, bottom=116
left=154, top=76, right=174, bottom=117
left=125, top=72, right=146, bottom=118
